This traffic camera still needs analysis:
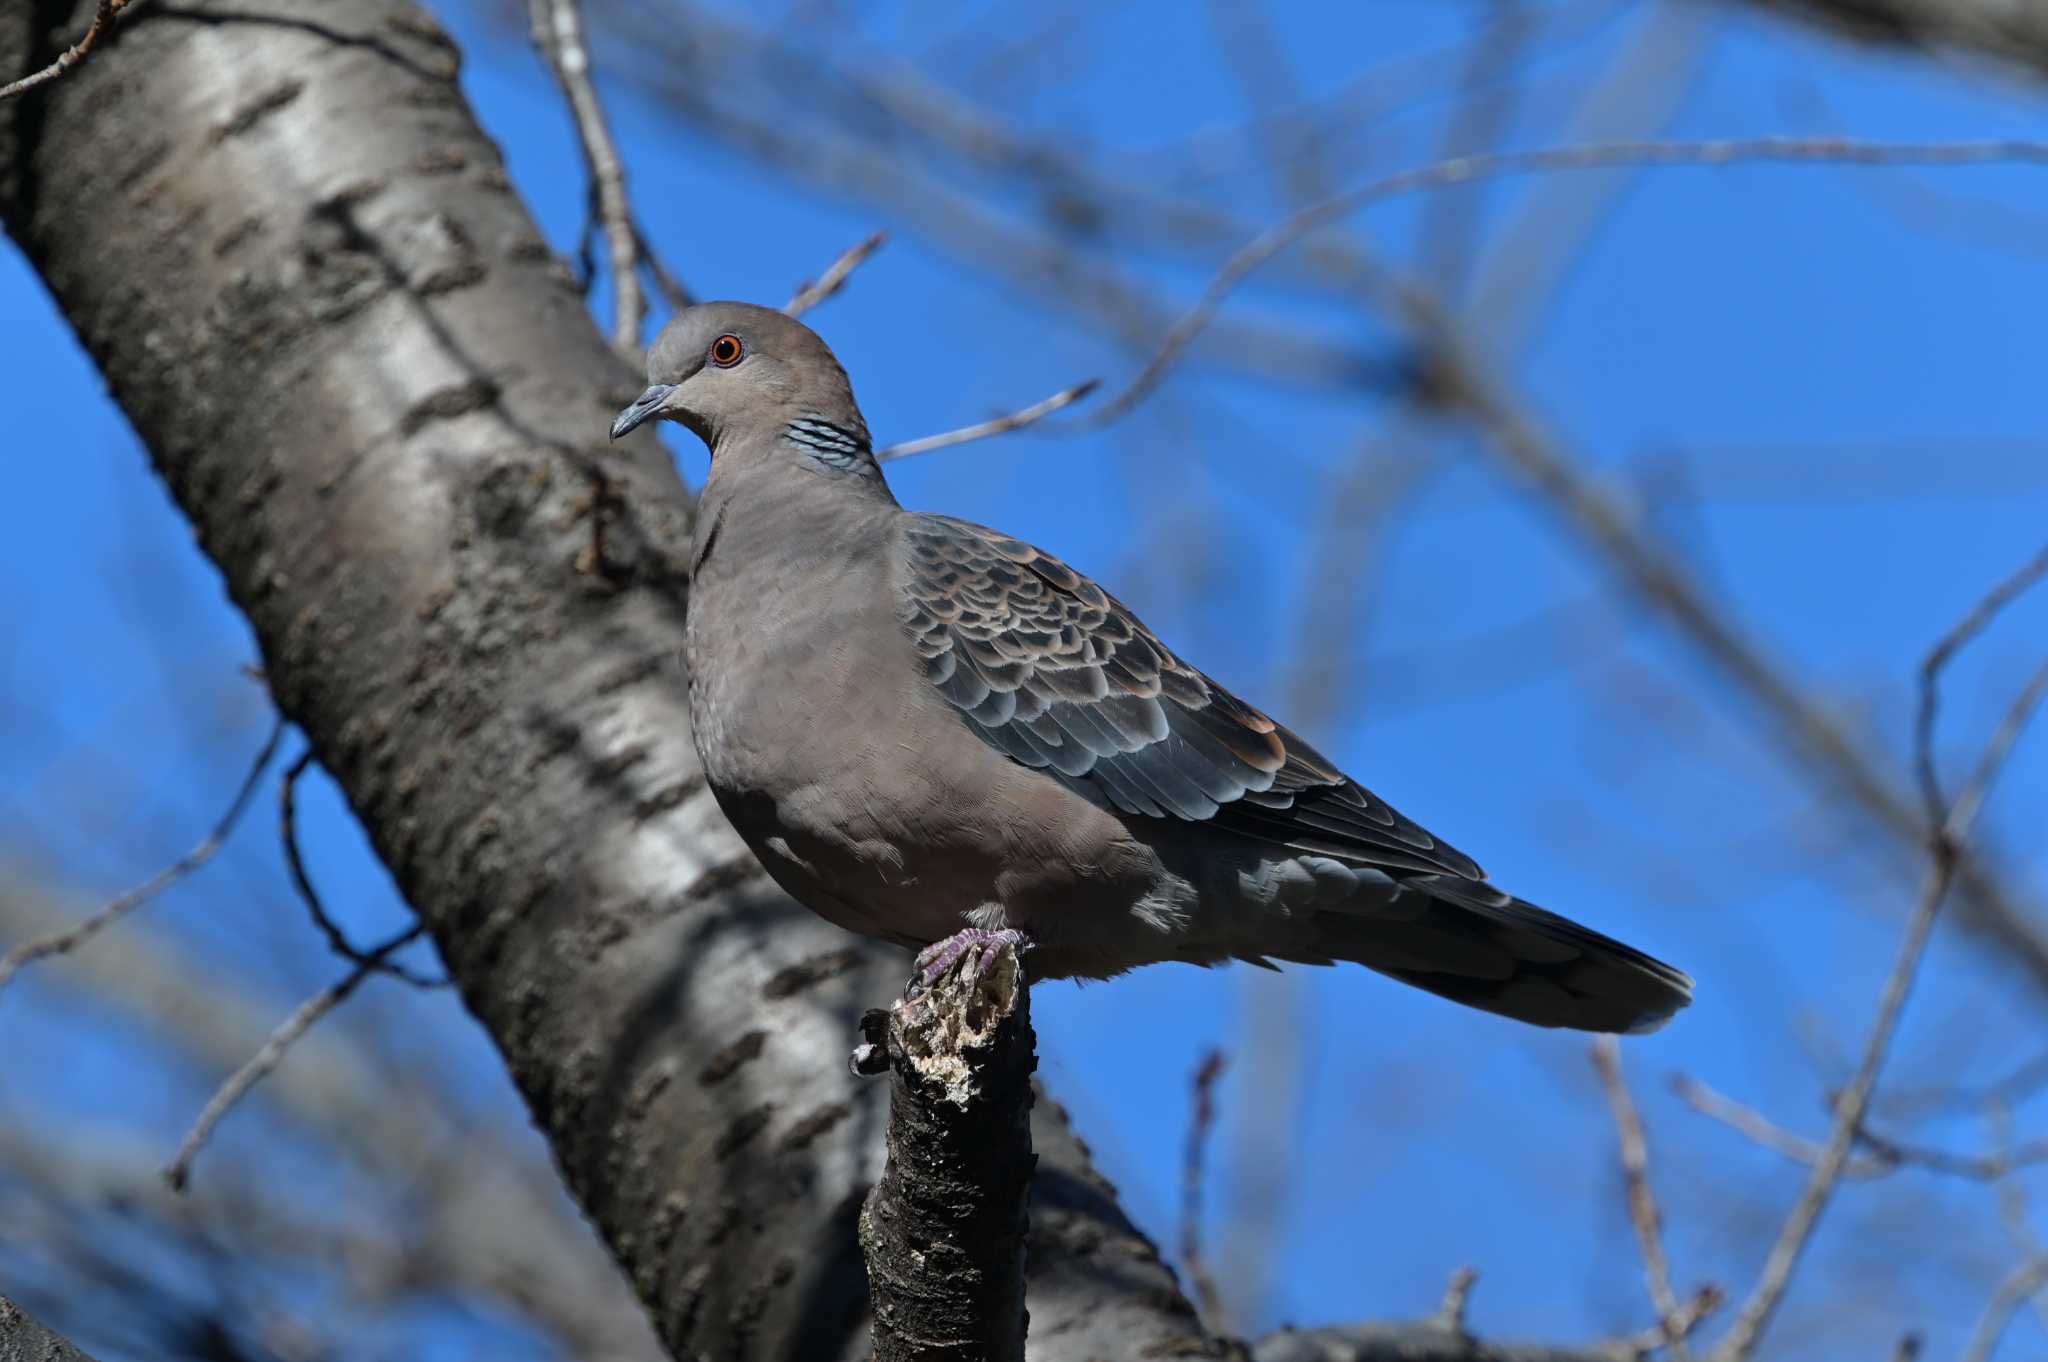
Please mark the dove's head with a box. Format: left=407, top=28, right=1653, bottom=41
left=609, top=302, right=872, bottom=469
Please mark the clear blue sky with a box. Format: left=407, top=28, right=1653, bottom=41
left=4, top=2, right=2046, bottom=1357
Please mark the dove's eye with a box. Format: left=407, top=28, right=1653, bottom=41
left=709, top=334, right=744, bottom=368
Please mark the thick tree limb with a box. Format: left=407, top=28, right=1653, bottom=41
left=0, top=1297, right=103, bottom=1362
left=859, top=942, right=1035, bottom=1361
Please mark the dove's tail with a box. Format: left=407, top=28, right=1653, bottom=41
left=1294, top=873, right=1692, bottom=1034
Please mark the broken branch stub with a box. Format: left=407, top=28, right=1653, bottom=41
left=859, top=940, right=1037, bottom=1362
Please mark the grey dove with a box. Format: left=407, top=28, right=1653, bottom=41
left=612, top=302, right=1691, bottom=1034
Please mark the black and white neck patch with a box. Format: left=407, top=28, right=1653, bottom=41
left=783, top=414, right=874, bottom=470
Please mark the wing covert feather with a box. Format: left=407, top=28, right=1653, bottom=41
left=898, top=514, right=1482, bottom=879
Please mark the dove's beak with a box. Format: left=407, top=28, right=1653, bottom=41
left=610, top=384, right=676, bottom=441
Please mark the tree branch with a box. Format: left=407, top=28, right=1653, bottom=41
left=0, top=715, right=282, bottom=1000
left=1711, top=543, right=2048, bottom=1361
left=785, top=229, right=887, bottom=317
left=1592, top=1036, right=1697, bottom=1359
left=530, top=0, right=649, bottom=354
left=877, top=380, right=1100, bottom=462
left=163, top=923, right=426, bottom=1191
left=0, top=1296, right=104, bottom=1362
left=860, top=941, right=1035, bottom=1361
left=0, top=0, right=128, bottom=102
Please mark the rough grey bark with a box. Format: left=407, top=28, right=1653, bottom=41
left=859, top=944, right=1035, bottom=1361
left=1739, top=0, right=2048, bottom=81
left=0, top=1297, right=101, bottom=1362
left=0, top=2, right=1224, bottom=1359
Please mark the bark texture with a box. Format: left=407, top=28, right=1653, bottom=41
left=860, top=943, right=1035, bottom=1361
left=0, top=3, right=1214, bottom=1359
left=0, top=1298, right=101, bottom=1362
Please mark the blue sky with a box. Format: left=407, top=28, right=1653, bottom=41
left=4, top=2, right=2047, bottom=1357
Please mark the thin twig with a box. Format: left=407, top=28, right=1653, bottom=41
left=0, top=0, right=133, bottom=102
left=0, top=716, right=284, bottom=999
left=529, top=0, right=646, bottom=355
left=1082, top=136, right=2048, bottom=427
left=877, top=379, right=1101, bottom=461
left=784, top=230, right=887, bottom=317
left=280, top=748, right=445, bottom=988
left=1605, top=1286, right=1724, bottom=1361
left=1178, top=1048, right=1228, bottom=1325
left=1855, top=1125, right=2048, bottom=1182
left=1675, top=1075, right=1906, bottom=1180
left=1946, top=656, right=2048, bottom=844
left=1915, top=543, right=2048, bottom=821
left=163, top=924, right=424, bottom=1192
left=1986, top=1100, right=2048, bottom=1340
left=1433, top=1266, right=1479, bottom=1335
left=1681, top=1069, right=2048, bottom=1181
left=1959, top=1258, right=2048, bottom=1362
left=1712, top=548, right=2048, bottom=1362
left=1592, top=1037, right=1691, bottom=1358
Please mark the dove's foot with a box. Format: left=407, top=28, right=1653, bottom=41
left=912, top=926, right=1030, bottom=993
left=852, top=929, right=1032, bottom=1077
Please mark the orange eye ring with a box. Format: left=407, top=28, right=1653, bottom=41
left=708, top=334, right=744, bottom=368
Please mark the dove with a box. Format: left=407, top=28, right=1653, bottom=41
left=612, top=302, right=1690, bottom=1033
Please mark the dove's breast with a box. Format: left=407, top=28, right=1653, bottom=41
left=680, top=490, right=1188, bottom=972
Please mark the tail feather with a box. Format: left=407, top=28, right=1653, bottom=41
left=1301, top=874, right=1692, bottom=1034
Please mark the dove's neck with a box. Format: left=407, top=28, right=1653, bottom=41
left=690, top=427, right=900, bottom=586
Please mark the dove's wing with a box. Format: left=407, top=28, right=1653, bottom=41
left=897, top=513, right=1482, bottom=879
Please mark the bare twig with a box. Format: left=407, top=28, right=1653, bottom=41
left=0, top=0, right=131, bottom=102
left=877, top=379, right=1100, bottom=461
left=0, top=716, right=284, bottom=999
left=529, top=0, right=645, bottom=354
left=1712, top=548, right=2048, bottom=1362
left=1855, top=1125, right=2048, bottom=1181
left=1946, top=654, right=2048, bottom=840
left=163, top=924, right=424, bottom=1192
left=1674, top=1075, right=1887, bottom=1178
left=1915, top=543, right=2048, bottom=820
left=1710, top=852, right=1941, bottom=1358
left=784, top=230, right=887, bottom=317
left=1178, top=1048, right=1228, bottom=1325
left=280, top=748, right=445, bottom=988
left=1592, top=1037, right=1691, bottom=1358
left=1959, top=1258, right=2048, bottom=1362
left=1605, top=1286, right=1724, bottom=1361
left=1682, top=1070, right=2048, bottom=1181
left=1083, top=136, right=2048, bottom=428
left=1433, top=1266, right=1479, bottom=1336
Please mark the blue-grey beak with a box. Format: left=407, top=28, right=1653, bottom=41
left=610, top=383, right=676, bottom=441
